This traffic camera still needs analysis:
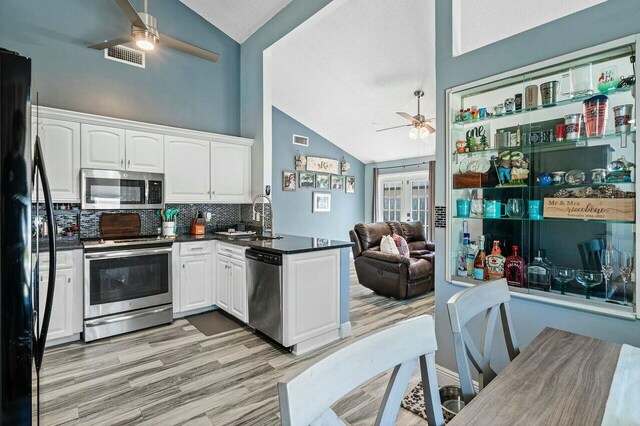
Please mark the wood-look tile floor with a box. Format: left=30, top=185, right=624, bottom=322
left=38, top=264, right=435, bottom=425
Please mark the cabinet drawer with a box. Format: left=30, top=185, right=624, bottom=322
left=179, top=241, right=213, bottom=256
left=36, top=250, right=74, bottom=270
left=216, top=242, right=246, bottom=260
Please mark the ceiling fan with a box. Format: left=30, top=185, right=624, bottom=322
left=88, top=0, right=220, bottom=63
left=376, top=90, right=435, bottom=140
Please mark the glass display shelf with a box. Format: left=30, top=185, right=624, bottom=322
left=451, top=130, right=635, bottom=157
left=451, top=182, right=636, bottom=192
left=452, top=88, right=634, bottom=127
left=451, top=216, right=635, bottom=224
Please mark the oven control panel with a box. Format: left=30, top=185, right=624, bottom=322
left=148, top=180, right=163, bottom=204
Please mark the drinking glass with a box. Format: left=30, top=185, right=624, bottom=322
left=470, top=198, right=484, bottom=217
left=575, top=270, right=603, bottom=300
left=619, top=251, right=634, bottom=303
left=552, top=266, right=575, bottom=295
left=506, top=198, right=525, bottom=218
left=601, top=244, right=616, bottom=300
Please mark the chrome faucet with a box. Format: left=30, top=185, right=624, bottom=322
left=252, top=194, right=275, bottom=237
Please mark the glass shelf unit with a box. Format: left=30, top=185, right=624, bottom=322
left=446, top=36, right=639, bottom=316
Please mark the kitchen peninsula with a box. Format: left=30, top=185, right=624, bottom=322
left=173, top=233, right=353, bottom=355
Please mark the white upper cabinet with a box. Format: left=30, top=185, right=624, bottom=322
left=210, top=142, right=251, bottom=203
left=164, top=136, right=211, bottom=202
left=125, top=130, right=164, bottom=173
left=32, top=118, right=80, bottom=202
left=81, top=124, right=126, bottom=170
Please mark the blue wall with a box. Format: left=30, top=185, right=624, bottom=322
left=434, top=0, right=640, bottom=373
left=240, top=0, right=333, bottom=195
left=0, top=0, right=240, bottom=135
left=272, top=107, right=364, bottom=242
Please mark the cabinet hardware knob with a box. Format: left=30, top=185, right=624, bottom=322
left=68, top=278, right=71, bottom=283
left=183, top=264, right=185, bottom=269
left=121, top=159, right=124, bottom=166
left=128, top=160, right=130, bottom=167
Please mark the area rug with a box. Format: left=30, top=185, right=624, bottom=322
left=186, top=310, right=245, bottom=336
left=401, top=381, right=429, bottom=420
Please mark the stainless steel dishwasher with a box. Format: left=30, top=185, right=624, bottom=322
left=246, top=249, right=284, bottom=344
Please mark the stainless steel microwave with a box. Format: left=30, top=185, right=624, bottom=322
left=81, top=169, right=164, bottom=210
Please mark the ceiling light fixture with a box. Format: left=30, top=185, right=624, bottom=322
left=409, top=126, right=420, bottom=140
left=134, top=31, right=157, bottom=50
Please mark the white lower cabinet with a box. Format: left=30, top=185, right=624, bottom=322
left=36, top=250, right=83, bottom=345
left=229, top=259, right=248, bottom=322
left=173, top=241, right=214, bottom=314
left=215, top=257, right=231, bottom=312
left=215, top=243, right=248, bottom=322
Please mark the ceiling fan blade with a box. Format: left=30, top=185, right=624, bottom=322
left=88, top=35, right=134, bottom=50
left=396, top=112, right=419, bottom=124
left=160, top=34, right=220, bottom=62
left=115, top=0, right=147, bottom=29
left=375, top=124, right=412, bottom=132
left=423, top=124, right=436, bottom=134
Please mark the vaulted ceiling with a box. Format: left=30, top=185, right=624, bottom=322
left=180, top=0, right=293, bottom=43
left=270, top=0, right=436, bottom=164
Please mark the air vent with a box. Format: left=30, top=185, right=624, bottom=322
left=104, top=45, right=145, bottom=68
left=292, top=134, right=309, bottom=147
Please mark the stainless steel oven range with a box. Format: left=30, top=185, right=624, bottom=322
left=83, top=237, right=173, bottom=341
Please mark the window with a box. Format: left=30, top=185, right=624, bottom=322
left=377, top=170, right=432, bottom=238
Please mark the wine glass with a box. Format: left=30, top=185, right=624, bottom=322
left=601, top=243, right=616, bottom=300
left=575, top=270, right=603, bottom=300
left=506, top=198, right=525, bottom=218
left=619, top=251, right=634, bottom=303
left=471, top=198, right=484, bottom=217
left=552, top=266, right=575, bottom=295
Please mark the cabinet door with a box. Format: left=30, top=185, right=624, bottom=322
left=229, top=259, right=247, bottom=322
left=125, top=130, right=164, bottom=173
left=210, top=143, right=251, bottom=203
left=180, top=254, right=213, bottom=312
left=215, top=257, right=231, bottom=312
left=81, top=124, right=126, bottom=170
left=32, top=118, right=81, bottom=202
left=164, top=136, right=210, bottom=202
left=38, top=269, right=74, bottom=342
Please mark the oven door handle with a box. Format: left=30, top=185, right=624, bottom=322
left=85, top=247, right=172, bottom=259
left=84, top=306, right=173, bottom=327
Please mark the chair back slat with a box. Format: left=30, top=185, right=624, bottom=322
left=447, top=279, right=520, bottom=403
left=278, top=315, right=444, bottom=426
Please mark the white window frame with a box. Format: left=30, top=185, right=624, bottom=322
left=377, top=170, right=430, bottom=235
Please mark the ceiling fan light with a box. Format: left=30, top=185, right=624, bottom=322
left=135, top=32, right=156, bottom=50
left=419, top=126, right=431, bottom=139
left=409, top=127, right=419, bottom=140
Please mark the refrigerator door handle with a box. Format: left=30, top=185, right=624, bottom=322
left=32, top=135, right=56, bottom=372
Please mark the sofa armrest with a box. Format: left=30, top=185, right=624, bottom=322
left=426, top=241, right=435, bottom=252
left=362, top=250, right=411, bottom=265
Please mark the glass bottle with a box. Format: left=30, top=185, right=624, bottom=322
left=505, top=245, right=526, bottom=287
left=473, top=235, right=488, bottom=281
left=459, top=221, right=471, bottom=277
left=486, top=240, right=506, bottom=280
left=527, top=250, right=551, bottom=291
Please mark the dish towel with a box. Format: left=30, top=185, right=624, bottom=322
left=601, top=344, right=640, bottom=426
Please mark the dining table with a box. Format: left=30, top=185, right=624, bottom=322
left=447, top=327, right=637, bottom=426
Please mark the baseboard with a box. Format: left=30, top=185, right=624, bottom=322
left=339, top=321, right=352, bottom=338
left=173, top=305, right=218, bottom=319
left=436, top=364, right=479, bottom=392
left=46, top=333, right=81, bottom=348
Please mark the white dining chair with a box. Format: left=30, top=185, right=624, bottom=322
left=447, top=278, right=520, bottom=404
left=277, top=315, right=445, bottom=426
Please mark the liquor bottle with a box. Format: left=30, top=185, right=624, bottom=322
left=473, top=235, right=488, bottom=281
left=486, top=240, right=506, bottom=280
left=527, top=250, right=552, bottom=291
left=505, top=245, right=526, bottom=287
left=458, top=221, right=471, bottom=277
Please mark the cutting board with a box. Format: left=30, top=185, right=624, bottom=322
left=100, top=213, right=141, bottom=239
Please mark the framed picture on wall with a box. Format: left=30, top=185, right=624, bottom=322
left=331, top=175, right=344, bottom=190
left=345, top=176, right=356, bottom=193
left=299, top=172, right=315, bottom=188
left=312, top=192, right=331, bottom=213
left=315, top=174, right=330, bottom=190
left=282, top=171, right=296, bottom=191
left=307, top=156, right=340, bottom=174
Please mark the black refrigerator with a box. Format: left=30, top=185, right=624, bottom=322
left=0, top=48, right=56, bottom=424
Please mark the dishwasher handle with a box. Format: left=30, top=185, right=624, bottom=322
left=246, top=249, right=282, bottom=266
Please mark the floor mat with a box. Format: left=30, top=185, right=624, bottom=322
left=186, top=310, right=245, bottom=336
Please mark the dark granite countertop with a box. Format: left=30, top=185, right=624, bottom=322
left=175, top=233, right=352, bottom=254
left=32, top=238, right=82, bottom=253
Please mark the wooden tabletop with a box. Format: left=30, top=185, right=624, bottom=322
left=448, top=327, right=621, bottom=426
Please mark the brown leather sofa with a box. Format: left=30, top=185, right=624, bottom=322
left=349, top=221, right=435, bottom=299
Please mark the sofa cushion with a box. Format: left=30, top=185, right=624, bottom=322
left=354, top=222, right=393, bottom=251
left=408, top=258, right=433, bottom=279
left=401, top=221, right=426, bottom=243
left=393, top=234, right=410, bottom=258
left=408, top=241, right=427, bottom=252
left=381, top=235, right=400, bottom=255
left=387, top=221, right=404, bottom=237
left=362, top=250, right=411, bottom=265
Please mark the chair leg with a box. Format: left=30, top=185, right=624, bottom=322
left=375, top=360, right=416, bottom=426
left=420, top=354, right=445, bottom=426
